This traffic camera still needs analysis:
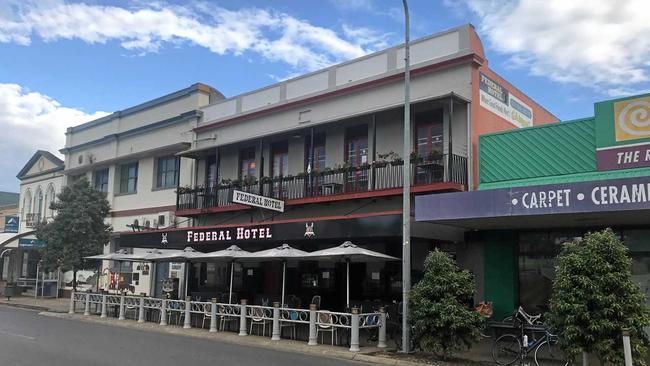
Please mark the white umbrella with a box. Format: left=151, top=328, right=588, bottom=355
left=86, top=249, right=144, bottom=293
left=305, top=241, right=398, bottom=308
left=200, top=245, right=251, bottom=304
left=242, top=244, right=310, bottom=306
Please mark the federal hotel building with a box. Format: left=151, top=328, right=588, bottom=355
left=66, top=24, right=557, bottom=309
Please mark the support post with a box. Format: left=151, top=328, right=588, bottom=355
left=118, top=294, right=125, bottom=320
left=350, top=307, right=360, bottom=352
left=209, top=298, right=218, bottom=333
left=83, top=292, right=90, bottom=316
left=308, top=303, right=317, bottom=346
left=623, top=329, right=633, bottom=366
left=160, top=299, right=168, bottom=326
left=378, top=307, right=387, bottom=348
left=238, top=299, right=248, bottom=336
left=184, top=296, right=192, bottom=329
left=138, top=294, right=145, bottom=323
left=68, top=291, right=75, bottom=314
left=271, top=301, right=281, bottom=341
left=100, top=294, right=107, bottom=318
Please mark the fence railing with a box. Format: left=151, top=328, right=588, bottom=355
left=69, top=292, right=386, bottom=351
left=177, top=154, right=467, bottom=211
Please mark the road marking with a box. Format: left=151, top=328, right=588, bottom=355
left=0, top=329, right=36, bottom=340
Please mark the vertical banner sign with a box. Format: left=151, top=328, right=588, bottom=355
left=4, top=216, right=19, bottom=233
left=479, top=72, right=533, bottom=128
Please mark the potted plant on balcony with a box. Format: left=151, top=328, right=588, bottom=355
left=242, top=175, right=257, bottom=187
left=410, top=151, right=422, bottom=164
left=426, top=150, right=444, bottom=162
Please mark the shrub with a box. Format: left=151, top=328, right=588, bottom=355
left=410, top=249, right=483, bottom=358
left=548, top=229, right=650, bottom=365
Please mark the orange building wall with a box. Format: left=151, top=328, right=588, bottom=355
left=467, top=26, right=559, bottom=189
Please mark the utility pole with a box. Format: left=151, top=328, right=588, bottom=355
left=401, top=0, right=411, bottom=354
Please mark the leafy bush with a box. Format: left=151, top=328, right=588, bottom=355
left=548, top=229, right=650, bottom=365
left=410, top=249, right=483, bottom=358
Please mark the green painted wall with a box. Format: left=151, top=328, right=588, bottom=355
left=482, top=231, right=518, bottom=320
left=480, top=118, right=597, bottom=184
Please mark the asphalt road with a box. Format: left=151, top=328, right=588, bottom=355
left=0, top=305, right=371, bottom=366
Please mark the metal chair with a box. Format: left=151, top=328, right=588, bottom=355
left=280, top=309, right=298, bottom=340
left=219, top=305, right=238, bottom=331
left=317, top=311, right=337, bottom=345
left=249, top=307, right=270, bottom=336
left=311, top=295, right=321, bottom=309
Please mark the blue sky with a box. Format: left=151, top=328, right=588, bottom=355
left=1, top=0, right=649, bottom=192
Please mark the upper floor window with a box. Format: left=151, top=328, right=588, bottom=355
left=206, top=154, right=218, bottom=187
left=94, top=169, right=109, bottom=193
left=305, top=133, right=326, bottom=172
left=156, top=156, right=179, bottom=189
left=415, top=109, right=444, bottom=159
left=271, top=141, right=289, bottom=177
left=345, top=125, right=368, bottom=167
left=239, top=147, right=256, bottom=180
left=119, top=162, right=138, bottom=194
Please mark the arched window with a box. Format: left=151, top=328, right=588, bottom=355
left=35, top=188, right=44, bottom=220
left=44, top=184, right=56, bottom=218
left=22, top=190, right=32, bottom=221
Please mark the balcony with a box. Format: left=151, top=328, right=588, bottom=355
left=176, top=154, right=467, bottom=214
left=25, top=213, right=43, bottom=228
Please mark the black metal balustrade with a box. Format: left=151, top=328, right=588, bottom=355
left=176, top=154, right=467, bottom=212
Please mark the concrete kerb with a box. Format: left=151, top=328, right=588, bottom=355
left=40, top=312, right=443, bottom=366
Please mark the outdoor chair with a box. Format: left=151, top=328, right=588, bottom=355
left=167, top=301, right=185, bottom=325
left=218, top=305, right=238, bottom=331
left=249, top=307, right=271, bottom=336
left=201, top=303, right=213, bottom=329
left=280, top=309, right=299, bottom=340
left=317, top=311, right=337, bottom=345
left=311, top=295, right=321, bottom=309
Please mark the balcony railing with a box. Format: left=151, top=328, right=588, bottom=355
left=25, top=213, right=43, bottom=228
left=177, top=154, right=467, bottom=212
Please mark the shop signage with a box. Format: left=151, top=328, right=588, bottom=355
left=479, top=72, right=533, bottom=128
left=415, top=176, right=650, bottom=221
left=117, top=215, right=401, bottom=249
left=232, top=190, right=284, bottom=212
left=596, top=95, right=650, bottom=171
left=4, top=216, right=19, bottom=233
left=18, top=238, right=45, bottom=249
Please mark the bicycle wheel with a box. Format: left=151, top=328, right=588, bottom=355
left=492, top=334, right=522, bottom=365
left=534, top=340, right=568, bottom=366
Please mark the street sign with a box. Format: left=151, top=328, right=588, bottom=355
left=4, top=216, right=19, bottom=233
left=231, top=189, right=285, bottom=212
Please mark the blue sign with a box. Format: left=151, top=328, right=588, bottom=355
left=18, top=238, right=45, bottom=249
left=415, top=176, right=650, bottom=222
left=4, top=216, right=19, bottom=233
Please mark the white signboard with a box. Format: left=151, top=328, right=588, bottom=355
left=479, top=72, right=533, bottom=128
left=232, top=189, right=285, bottom=212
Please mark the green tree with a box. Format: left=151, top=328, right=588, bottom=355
left=35, top=178, right=111, bottom=291
left=548, top=229, right=650, bottom=365
left=410, top=249, right=484, bottom=359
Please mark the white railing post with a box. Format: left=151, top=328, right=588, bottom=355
left=378, top=307, right=387, bottom=348
left=238, top=299, right=248, bottom=336
left=271, top=301, right=281, bottom=341
left=209, top=298, right=218, bottom=333
left=308, top=303, right=317, bottom=346
left=83, top=292, right=90, bottom=316
left=350, top=307, right=360, bottom=352
left=68, top=291, right=75, bottom=314
left=100, top=294, right=107, bottom=318
left=623, top=328, right=633, bottom=366
left=183, top=297, right=192, bottom=329
left=118, top=294, right=125, bottom=320
left=160, top=299, right=168, bottom=326
left=138, top=294, right=145, bottom=323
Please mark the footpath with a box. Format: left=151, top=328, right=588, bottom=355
left=0, top=295, right=492, bottom=366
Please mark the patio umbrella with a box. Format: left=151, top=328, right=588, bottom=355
left=305, top=241, right=398, bottom=308
left=200, top=245, right=252, bottom=304
left=86, top=249, right=144, bottom=293
left=242, top=243, right=310, bottom=307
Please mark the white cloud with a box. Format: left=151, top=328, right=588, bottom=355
left=459, top=0, right=650, bottom=93
left=0, top=1, right=391, bottom=73
left=0, top=83, right=108, bottom=191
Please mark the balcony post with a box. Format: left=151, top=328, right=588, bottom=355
left=209, top=298, right=218, bottom=333
left=308, top=303, right=317, bottom=346
left=184, top=296, right=192, bottom=329
left=100, top=294, right=107, bottom=318
left=378, top=307, right=387, bottom=348
left=350, top=307, right=360, bottom=352
left=138, top=294, right=145, bottom=323
left=447, top=97, right=454, bottom=182
left=118, top=293, right=125, bottom=320
left=83, top=292, right=90, bottom=316
left=239, top=299, right=248, bottom=336
left=271, top=301, right=281, bottom=341
left=160, top=299, right=168, bottom=326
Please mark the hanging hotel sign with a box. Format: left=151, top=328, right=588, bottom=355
left=596, top=95, right=650, bottom=171
left=416, top=176, right=650, bottom=221
left=231, top=189, right=285, bottom=212
left=479, top=72, right=533, bottom=128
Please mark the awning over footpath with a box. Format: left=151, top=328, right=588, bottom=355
left=415, top=175, right=650, bottom=230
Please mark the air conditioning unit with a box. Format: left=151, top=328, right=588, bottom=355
left=157, top=212, right=176, bottom=229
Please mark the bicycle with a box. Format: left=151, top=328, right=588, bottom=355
left=492, top=307, right=568, bottom=366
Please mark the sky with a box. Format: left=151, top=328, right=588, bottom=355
left=1, top=0, right=650, bottom=192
